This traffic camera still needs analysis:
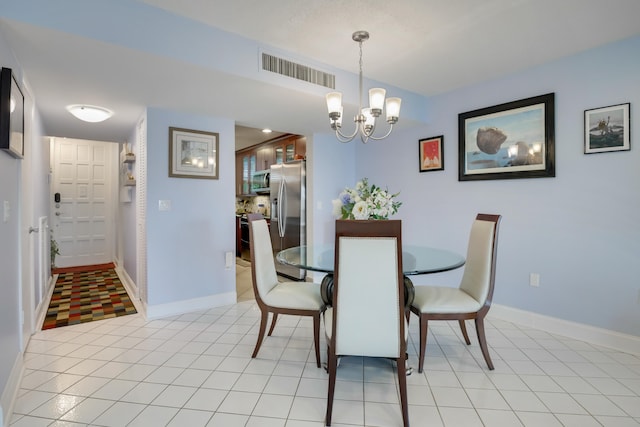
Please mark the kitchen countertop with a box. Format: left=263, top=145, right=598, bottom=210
left=236, top=213, right=269, bottom=220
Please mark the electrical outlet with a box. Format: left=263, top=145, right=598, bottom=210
left=529, top=273, right=540, bottom=287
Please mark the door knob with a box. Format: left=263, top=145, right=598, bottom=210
left=55, top=212, right=61, bottom=216
left=28, top=227, right=39, bottom=233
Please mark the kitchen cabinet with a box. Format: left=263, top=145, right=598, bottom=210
left=236, top=150, right=256, bottom=195
left=236, top=216, right=242, bottom=256
left=256, top=145, right=274, bottom=171
left=235, top=154, right=244, bottom=195
left=237, top=215, right=270, bottom=260
left=274, top=135, right=306, bottom=164
left=235, top=135, right=306, bottom=195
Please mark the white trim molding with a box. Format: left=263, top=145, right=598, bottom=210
left=1, top=352, right=24, bottom=427
left=114, top=264, right=145, bottom=319
left=489, top=303, right=640, bottom=355
left=145, top=292, right=237, bottom=320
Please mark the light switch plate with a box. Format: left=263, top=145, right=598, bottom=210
left=225, top=251, right=233, bottom=269
left=158, top=200, right=171, bottom=211
left=3, top=200, right=9, bottom=222
left=529, top=273, right=540, bottom=287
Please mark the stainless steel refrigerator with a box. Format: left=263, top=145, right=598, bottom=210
left=270, top=160, right=306, bottom=280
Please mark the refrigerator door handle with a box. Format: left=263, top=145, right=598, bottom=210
left=277, top=178, right=286, bottom=237
left=270, top=198, right=277, bottom=221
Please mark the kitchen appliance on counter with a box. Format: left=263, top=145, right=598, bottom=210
left=270, top=160, right=306, bottom=280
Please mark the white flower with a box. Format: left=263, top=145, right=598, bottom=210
left=332, top=178, right=401, bottom=220
left=351, top=200, right=370, bottom=220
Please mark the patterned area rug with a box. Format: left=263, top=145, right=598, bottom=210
left=43, top=263, right=137, bottom=330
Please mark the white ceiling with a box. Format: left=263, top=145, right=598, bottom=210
left=1, top=0, right=639, bottom=147
left=235, top=126, right=287, bottom=151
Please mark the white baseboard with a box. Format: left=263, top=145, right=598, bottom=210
left=1, top=352, right=24, bottom=427
left=489, top=303, right=640, bottom=355
left=112, top=263, right=146, bottom=318
left=115, top=265, right=137, bottom=300
left=34, top=274, right=57, bottom=332
left=145, top=292, right=237, bottom=320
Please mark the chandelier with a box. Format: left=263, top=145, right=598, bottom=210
left=326, top=31, right=401, bottom=143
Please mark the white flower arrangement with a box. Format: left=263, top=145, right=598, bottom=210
left=332, top=178, right=401, bottom=220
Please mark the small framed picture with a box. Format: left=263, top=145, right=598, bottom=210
left=584, top=103, right=630, bottom=154
left=169, top=127, right=219, bottom=179
left=419, top=135, right=444, bottom=172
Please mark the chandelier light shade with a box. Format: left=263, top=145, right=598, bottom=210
left=326, top=30, right=401, bottom=143
left=66, top=104, right=113, bottom=123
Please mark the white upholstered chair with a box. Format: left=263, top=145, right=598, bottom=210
left=324, top=219, right=409, bottom=427
left=410, top=213, right=501, bottom=373
left=247, top=213, right=325, bottom=367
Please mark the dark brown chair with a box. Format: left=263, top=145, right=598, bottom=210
left=247, top=213, right=325, bottom=367
left=325, top=219, right=409, bottom=427
left=410, top=214, right=501, bottom=373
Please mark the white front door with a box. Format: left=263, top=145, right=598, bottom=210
left=52, top=138, right=116, bottom=268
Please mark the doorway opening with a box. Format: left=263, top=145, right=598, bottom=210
left=234, top=125, right=307, bottom=301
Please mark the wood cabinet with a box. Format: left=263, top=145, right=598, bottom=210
left=236, top=150, right=256, bottom=195
left=235, top=135, right=306, bottom=195
left=273, top=135, right=306, bottom=164
left=256, top=145, right=274, bottom=171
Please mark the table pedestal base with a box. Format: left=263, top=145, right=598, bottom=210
left=320, top=274, right=415, bottom=308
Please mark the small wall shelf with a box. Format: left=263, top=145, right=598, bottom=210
left=120, top=143, right=136, bottom=196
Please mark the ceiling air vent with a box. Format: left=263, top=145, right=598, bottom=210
left=262, top=53, right=335, bottom=89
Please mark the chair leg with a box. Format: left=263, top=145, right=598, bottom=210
left=396, top=355, right=410, bottom=427
left=325, top=347, right=337, bottom=426
left=459, top=319, right=471, bottom=345
left=267, top=312, right=278, bottom=336
left=418, top=315, right=429, bottom=373
left=312, top=314, right=321, bottom=368
left=252, top=310, right=269, bottom=358
left=475, top=317, right=494, bottom=370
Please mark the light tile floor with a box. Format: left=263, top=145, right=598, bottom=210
left=9, top=300, right=640, bottom=426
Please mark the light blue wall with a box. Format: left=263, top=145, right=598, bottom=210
left=308, top=133, right=357, bottom=246
left=145, top=108, right=235, bottom=306
left=351, top=36, right=640, bottom=336
left=0, top=129, right=21, bottom=409
left=0, top=28, right=51, bottom=419
left=0, top=33, right=24, bottom=417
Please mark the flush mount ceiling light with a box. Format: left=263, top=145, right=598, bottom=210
left=326, top=30, right=401, bottom=144
left=66, top=104, right=113, bottom=123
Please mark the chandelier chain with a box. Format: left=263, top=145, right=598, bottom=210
left=358, top=39, right=363, bottom=113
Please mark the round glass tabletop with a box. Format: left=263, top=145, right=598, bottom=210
left=276, top=244, right=465, bottom=275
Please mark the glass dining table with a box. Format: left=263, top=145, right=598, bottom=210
left=276, top=244, right=465, bottom=306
